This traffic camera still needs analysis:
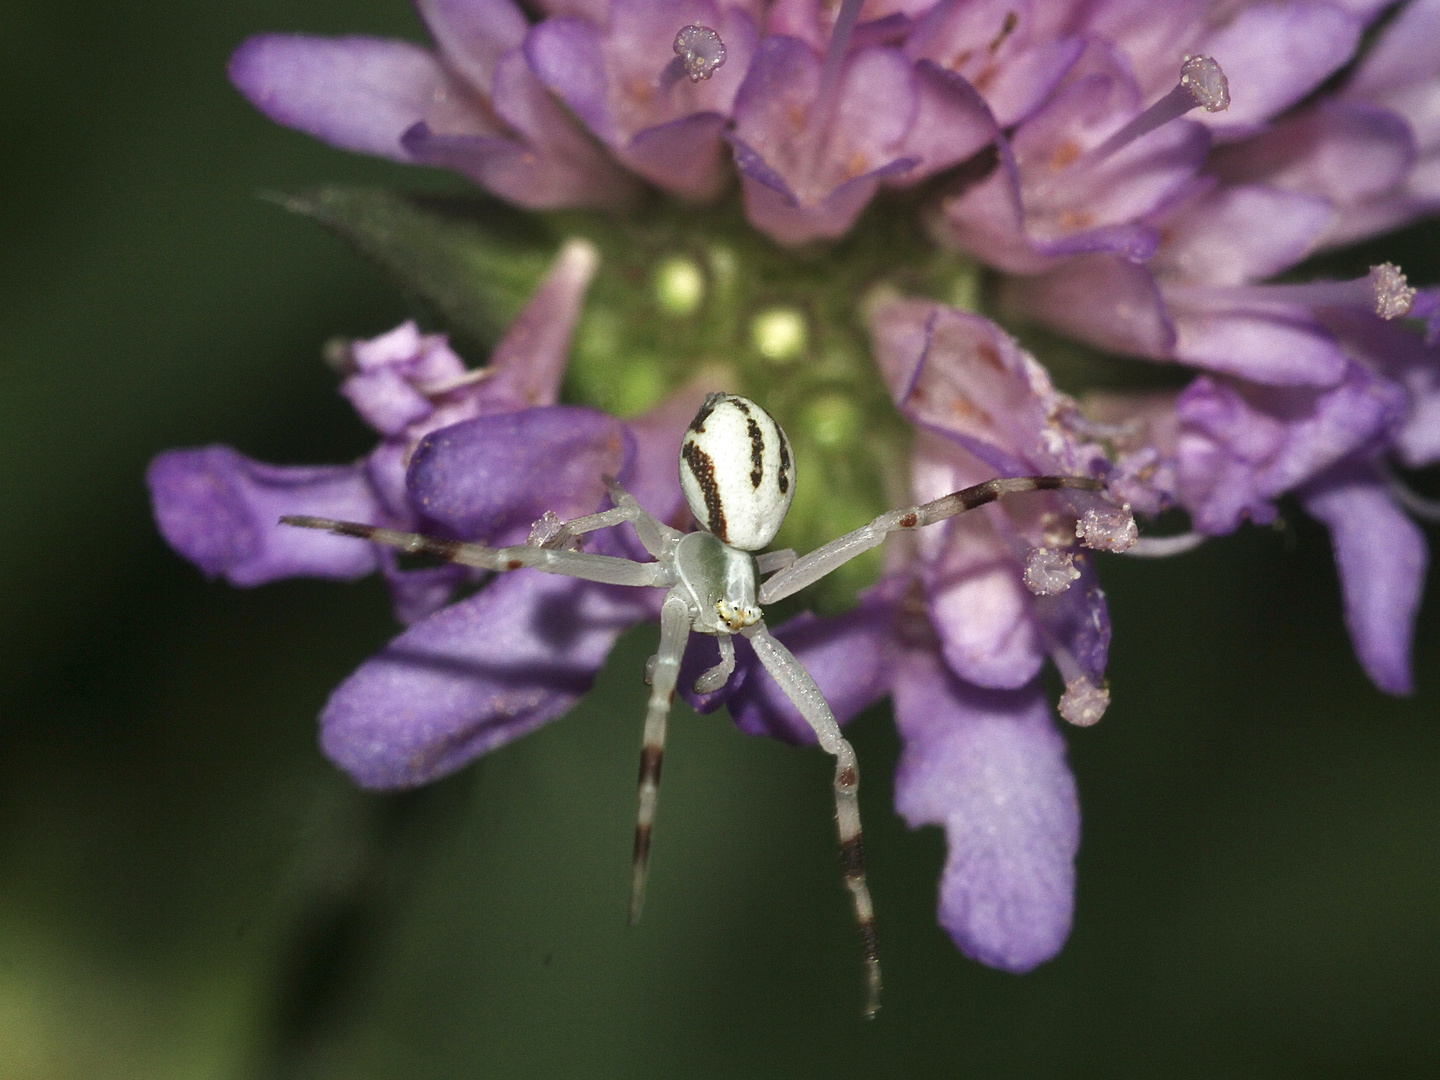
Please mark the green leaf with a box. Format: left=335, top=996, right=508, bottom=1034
left=272, top=186, right=554, bottom=348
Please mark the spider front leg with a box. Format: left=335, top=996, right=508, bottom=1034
left=630, top=590, right=693, bottom=924
left=742, top=621, right=882, bottom=1020
left=759, top=476, right=1105, bottom=603
left=533, top=477, right=682, bottom=558
left=280, top=516, right=672, bottom=587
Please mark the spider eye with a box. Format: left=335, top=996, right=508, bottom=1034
left=679, top=393, right=795, bottom=550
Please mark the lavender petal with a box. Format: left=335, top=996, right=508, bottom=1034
left=893, top=650, right=1079, bottom=973
left=321, top=572, right=652, bottom=789
left=148, top=447, right=381, bottom=585
left=1301, top=464, right=1427, bottom=695
left=229, top=34, right=496, bottom=160
left=406, top=407, right=633, bottom=547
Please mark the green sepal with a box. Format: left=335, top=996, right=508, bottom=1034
left=271, top=187, right=554, bottom=350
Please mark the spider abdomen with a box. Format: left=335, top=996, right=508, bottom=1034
left=679, top=393, right=795, bottom=551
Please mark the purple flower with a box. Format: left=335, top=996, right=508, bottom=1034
left=525, top=0, right=761, bottom=200
left=150, top=238, right=602, bottom=624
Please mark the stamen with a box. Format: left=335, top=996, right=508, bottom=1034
left=1121, top=531, right=1209, bottom=557
left=819, top=0, right=867, bottom=102
left=1086, top=55, right=1229, bottom=166
left=659, top=25, right=726, bottom=93
left=1171, top=263, right=1417, bottom=320
left=1047, top=640, right=1111, bottom=727
left=1022, top=547, right=1081, bottom=595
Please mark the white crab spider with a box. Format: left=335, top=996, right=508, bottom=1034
left=283, top=392, right=1108, bottom=1017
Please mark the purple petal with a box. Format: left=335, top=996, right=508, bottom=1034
left=726, top=583, right=901, bottom=744
left=906, top=0, right=1084, bottom=128
left=407, top=407, right=633, bottom=545
left=431, top=50, right=640, bottom=209
left=1175, top=368, right=1405, bottom=533
left=626, top=112, right=732, bottom=200
left=1317, top=307, right=1440, bottom=467
left=730, top=39, right=918, bottom=242
left=531, top=0, right=610, bottom=17
left=480, top=238, right=600, bottom=411
left=148, top=447, right=381, bottom=585
left=1150, top=184, right=1332, bottom=287
left=924, top=507, right=1045, bottom=690
left=893, top=62, right=996, bottom=183
left=378, top=557, right=474, bottom=626
left=1167, top=298, right=1351, bottom=386
left=415, top=0, right=528, bottom=92
left=1348, top=0, right=1440, bottom=98
left=1301, top=464, right=1426, bottom=695
left=1003, top=255, right=1175, bottom=358
left=339, top=322, right=467, bottom=436
left=934, top=52, right=1201, bottom=275
left=1213, top=102, right=1417, bottom=213
left=321, top=572, right=651, bottom=788
left=229, top=34, right=497, bottom=160
left=868, top=298, right=1103, bottom=476
left=524, top=18, right=615, bottom=141
left=892, top=650, right=1079, bottom=973
left=1196, top=2, right=1363, bottom=132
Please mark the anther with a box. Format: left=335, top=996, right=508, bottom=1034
left=1075, top=502, right=1138, bottom=552
left=1369, top=262, right=1417, bottom=320
left=1086, top=55, right=1230, bottom=166
left=1023, top=547, right=1081, bottom=596
left=1058, top=677, right=1109, bottom=726
left=658, top=25, right=726, bottom=93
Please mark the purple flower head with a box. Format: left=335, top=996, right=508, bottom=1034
left=150, top=238, right=600, bottom=624
left=194, top=0, right=1440, bottom=994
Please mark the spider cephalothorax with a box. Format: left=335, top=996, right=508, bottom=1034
left=282, top=392, right=1124, bottom=1017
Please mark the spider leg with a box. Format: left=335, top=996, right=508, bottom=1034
left=538, top=477, right=682, bottom=558
left=755, top=548, right=797, bottom=574
left=741, top=621, right=882, bottom=1019
left=759, top=476, right=1104, bottom=604
left=630, top=590, right=693, bottom=924
left=691, top=634, right=735, bottom=694
left=280, top=516, right=672, bottom=587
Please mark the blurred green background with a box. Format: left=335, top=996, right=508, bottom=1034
left=1, top=2, right=1437, bottom=1077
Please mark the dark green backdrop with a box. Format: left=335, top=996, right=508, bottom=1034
left=1, top=2, right=1436, bottom=1077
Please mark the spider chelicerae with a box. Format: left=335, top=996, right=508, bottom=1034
left=283, top=391, right=1121, bottom=1017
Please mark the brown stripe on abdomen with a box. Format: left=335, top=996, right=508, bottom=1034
left=746, top=417, right=764, bottom=488
left=681, top=440, right=728, bottom=542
